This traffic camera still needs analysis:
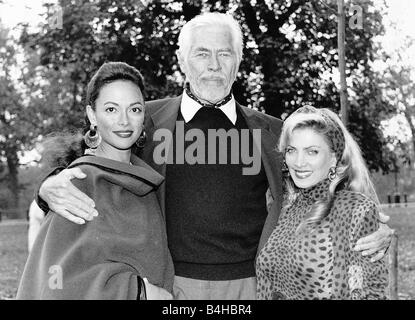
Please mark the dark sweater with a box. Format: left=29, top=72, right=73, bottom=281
left=166, top=107, right=268, bottom=280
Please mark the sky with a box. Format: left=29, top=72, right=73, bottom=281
left=0, top=0, right=414, bottom=162
left=0, top=0, right=48, bottom=32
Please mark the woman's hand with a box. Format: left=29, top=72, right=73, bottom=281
left=143, top=277, right=173, bottom=300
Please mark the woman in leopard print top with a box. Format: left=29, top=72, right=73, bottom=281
left=256, top=106, right=388, bottom=300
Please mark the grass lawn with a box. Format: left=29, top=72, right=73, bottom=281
left=0, top=206, right=414, bottom=300
left=0, top=221, right=29, bottom=300
left=384, top=206, right=415, bottom=300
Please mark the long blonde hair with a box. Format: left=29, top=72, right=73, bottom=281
left=279, top=106, right=379, bottom=232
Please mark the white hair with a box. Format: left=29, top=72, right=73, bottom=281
left=177, top=12, right=243, bottom=64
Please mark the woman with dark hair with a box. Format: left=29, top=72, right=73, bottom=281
left=256, top=106, right=388, bottom=300
left=17, top=62, right=174, bottom=300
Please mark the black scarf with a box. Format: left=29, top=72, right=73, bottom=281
left=185, top=83, right=233, bottom=108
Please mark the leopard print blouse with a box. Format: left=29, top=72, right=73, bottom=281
left=256, top=179, right=389, bottom=300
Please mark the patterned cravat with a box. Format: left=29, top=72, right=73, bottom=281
left=185, top=83, right=233, bottom=108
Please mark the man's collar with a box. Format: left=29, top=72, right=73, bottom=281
left=180, top=90, right=237, bottom=125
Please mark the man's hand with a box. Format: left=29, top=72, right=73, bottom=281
left=143, top=277, right=173, bottom=300
left=354, top=213, right=395, bottom=262
left=39, top=168, right=98, bottom=224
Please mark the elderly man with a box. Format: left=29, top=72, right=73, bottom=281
left=37, top=12, right=392, bottom=300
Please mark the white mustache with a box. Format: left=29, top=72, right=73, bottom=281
left=202, top=76, right=225, bottom=81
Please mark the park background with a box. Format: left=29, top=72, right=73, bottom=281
left=0, top=0, right=414, bottom=299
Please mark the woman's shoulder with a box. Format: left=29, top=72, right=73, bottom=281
left=67, top=155, right=163, bottom=196
left=67, top=156, right=104, bottom=181
left=334, top=189, right=377, bottom=210
left=333, top=189, right=378, bottom=226
left=63, top=158, right=102, bottom=194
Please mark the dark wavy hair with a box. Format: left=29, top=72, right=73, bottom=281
left=41, top=62, right=145, bottom=168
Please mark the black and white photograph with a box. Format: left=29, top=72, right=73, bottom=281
left=0, top=0, right=414, bottom=307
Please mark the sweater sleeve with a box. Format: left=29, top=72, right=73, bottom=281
left=347, top=199, right=389, bottom=300
left=34, top=166, right=66, bottom=214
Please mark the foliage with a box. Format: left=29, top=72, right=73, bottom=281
left=15, top=0, right=399, bottom=172
left=234, top=0, right=396, bottom=172
left=0, top=25, right=39, bottom=207
left=381, top=48, right=415, bottom=163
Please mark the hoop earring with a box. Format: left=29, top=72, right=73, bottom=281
left=84, top=124, right=101, bottom=149
left=282, top=161, right=289, bottom=175
left=136, top=129, right=147, bottom=148
left=328, top=166, right=337, bottom=181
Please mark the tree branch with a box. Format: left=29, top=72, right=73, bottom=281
left=272, top=0, right=305, bottom=31
left=240, top=0, right=262, bottom=42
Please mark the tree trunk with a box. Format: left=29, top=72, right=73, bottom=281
left=337, top=0, right=349, bottom=125
left=6, top=146, right=19, bottom=208
left=403, top=107, right=415, bottom=159
left=239, top=0, right=303, bottom=119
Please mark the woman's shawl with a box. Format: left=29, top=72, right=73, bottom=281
left=17, top=155, right=174, bottom=300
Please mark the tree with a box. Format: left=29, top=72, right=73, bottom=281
left=337, top=0, right=348, bottom=125
left=0, top=24, right=38, bottom=208
left=18, top=0, right=398, bottom=172
left=382, top=48, right=415, bottom=163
